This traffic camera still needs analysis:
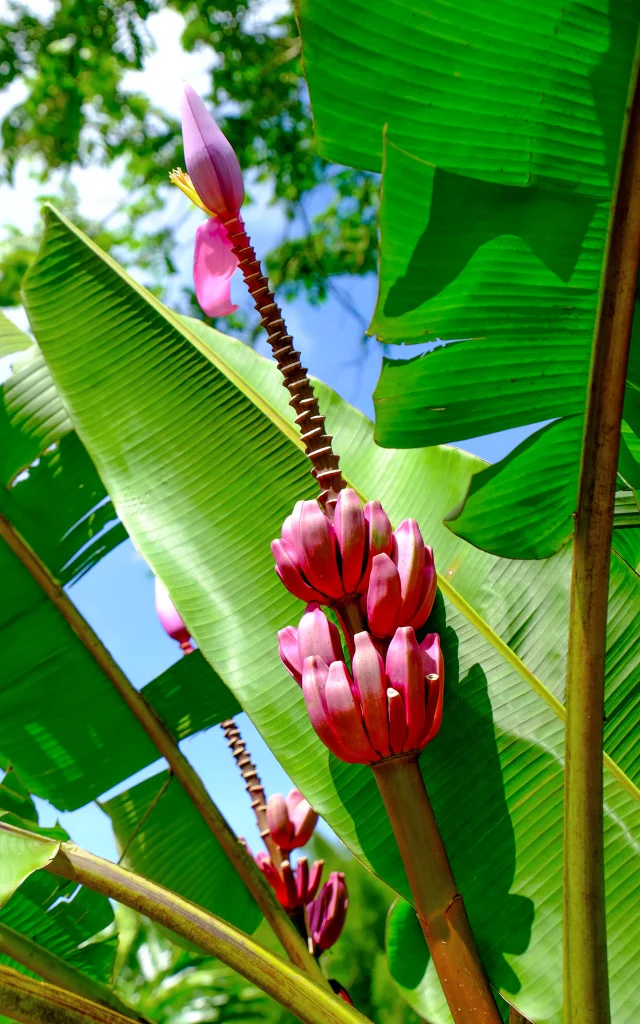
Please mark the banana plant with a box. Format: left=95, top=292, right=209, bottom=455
left=0, top=8, right=638, bottom=1021
left=13, top=167, right=638, bottom=1024
left=298, top=3, right=640, bottom=1022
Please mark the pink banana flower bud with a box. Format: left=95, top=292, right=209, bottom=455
left=300, top=630, right=444, bottom=763
left=155, top=579, right=194, bottom=654
left=364, top=522, right=437, bottom=638
left=278, top=606, right=344, bottom=685
left=254, top=851, right=323, bottom=911
left=307, top=872, right=348, bottom=954
left=174, top=84, right=245, bottom=318
left=272, top=491, right=393, bottom=606
left=266, top=789, right=318, bottom=853
left=181, top=84, right=244, bottom=218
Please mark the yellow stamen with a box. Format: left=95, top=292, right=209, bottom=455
left=169, top=168, right=213, bottom=215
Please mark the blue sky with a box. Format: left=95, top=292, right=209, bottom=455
left=0, top=2, right=540, bottom=863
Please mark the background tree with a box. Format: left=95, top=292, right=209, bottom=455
left=0, top=0, right=377, bottom=333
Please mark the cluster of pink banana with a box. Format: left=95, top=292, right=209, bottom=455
left=254, top=789, right=348, bottom=955
left=274, top=489, right=444, bottom=763
left=272, top=491, right=436, bottom=636
left=254, top=850, right=324, bottom=912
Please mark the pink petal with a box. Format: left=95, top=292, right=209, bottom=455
left=307, top=859, right=324, bottom=901
left=266, top=793, right=294, bottom=850
left=285, top=789, right=305, bottom=815
left=309, top=872, right=348, bottom=951
left=280, top=859, right=299, bottom=909
left=182, top=83, right=244, bottom=216
left=194, top=218, right=239, bottom=318
left=290, top=799, right=318, bottom=848
left=295, top=857, right=309, bottom=903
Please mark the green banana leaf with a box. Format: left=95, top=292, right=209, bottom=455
left=23, top=207, right=640, bottom=1023
left=0, top=311, right=31, bottom=357
left=0, top=812, right=59, bottom=909
left=102, top=772, right=261, bottom=934
left=297, top=0, right=640, bottom=558
left=0, top=342, right=240, bottom=810
left=0, top=770, right=143, bottom=1024
left=613, top=487, right=640, bottom=571
left=0, top=323, right=250, bottom=950
left=0, top=771, right=117, bottom=984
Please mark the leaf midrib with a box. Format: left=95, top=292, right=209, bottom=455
left=42, top=204, right=640, bottom=808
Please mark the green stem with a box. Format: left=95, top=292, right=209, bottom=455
left=372, top=756, right=501, bottom=1024
left=0, top=822, right=371, bottom=1024
left=0, top=924, right=144, bottom=1022
left=0, top=965, right=138, bottom=1024
left=0, top=515, right=324, bottom=987
left=564, top=47, right=640, bottom=1024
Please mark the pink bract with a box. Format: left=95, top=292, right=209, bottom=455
left=181, top=83, right=244, bottom=217
left=254, top=851, right=323, bottom=911
left=193, top=218, right=239, bottom=318
left=307, top=872, right=348, bottom=953
left=154, top=579, right=194, bottom=653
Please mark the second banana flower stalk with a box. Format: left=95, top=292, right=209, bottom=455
left=254, top=788, right=349, bottom=960
left=154, top=579, right=350, bottom=966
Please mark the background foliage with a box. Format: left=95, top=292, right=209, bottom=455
left=112, top=836, right=423, bottom=1024
left=0, top=0, right=377, bottom=328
